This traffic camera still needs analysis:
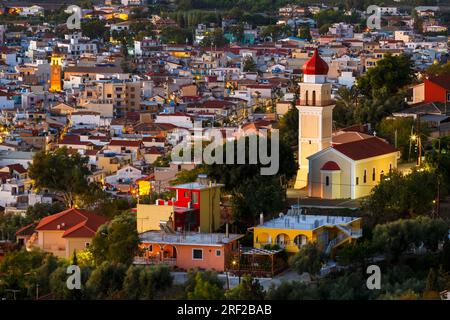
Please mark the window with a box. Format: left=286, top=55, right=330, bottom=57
left=389, top=163, right=392, bottom=172
left=372, top=168, right=376, bottom=181
left=325, top=176, right=329, bottom=186
left=447, top=92, right=450, bottom=102
left=380, top=170, right=384, bottom=180
left=312, top=90, right=316, bottom=105
left=356, top=177, right=359, bottom=185
left=216, top=250, right=221, bottom=257
left=192, top=249, right=203, bottom=260
left=85, top=242, right=90, bottom=248
left=192, top=192, right=199, bottom=204
left=363, top=170, right=367, bottom=183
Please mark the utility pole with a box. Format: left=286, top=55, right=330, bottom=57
left=417, top=113, right=422, bottom=166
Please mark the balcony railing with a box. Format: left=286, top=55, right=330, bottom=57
left=133, top=256, right=176, bottom=266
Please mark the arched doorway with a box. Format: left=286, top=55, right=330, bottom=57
left=275, top=233, right=290, bottom=247
left=294, top=235, right=308, bottom=248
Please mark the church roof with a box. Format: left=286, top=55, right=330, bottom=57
left=332, top=137, right=397, bottom=161
left=302, top=48, right=329, bottom=75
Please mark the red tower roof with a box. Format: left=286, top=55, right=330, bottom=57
left=302, top=48, right=329, bottom=75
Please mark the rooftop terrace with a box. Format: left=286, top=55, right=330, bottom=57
left=139, top=231, right=244, bottom=246
left=257, top=207, right=361, bottom=231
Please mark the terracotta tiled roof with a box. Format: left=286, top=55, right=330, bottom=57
left=35, top=208, right=108, bottom=238
left=6, top=163, right=27, bottom=174
left=109, top=139, right=142, bottom=147
left=332, top=137, right=397, bottom=161
left=15, top=223, right=37, bottom=236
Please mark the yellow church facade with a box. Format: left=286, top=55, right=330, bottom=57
left=307, top=137, right=399, bottom=199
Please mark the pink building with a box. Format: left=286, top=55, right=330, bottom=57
left=135, top=231, right=244, bottom=272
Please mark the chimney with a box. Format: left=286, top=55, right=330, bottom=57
left=260, top=213, right=264, bottom=225
left=197, top=173, right=209, bottom=186
left=225, top=223, right=229, bottom=238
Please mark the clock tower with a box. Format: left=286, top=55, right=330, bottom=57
left=294, top=48, right=335, bottom=189
left=50, top=47, right=63, bottom=92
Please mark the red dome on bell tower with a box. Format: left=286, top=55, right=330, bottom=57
left=302, top=48, right=329, bottom=75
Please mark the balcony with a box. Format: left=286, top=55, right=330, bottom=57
left=133, top=256, right=176, bottom=266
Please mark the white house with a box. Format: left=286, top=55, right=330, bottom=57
left=104, top=165, right=144, bottom=185
left=70, top=111, right=102, bottom=128
left=0, top=92, right=14, bottom=109
left=155, top=113, right=193, bottom=129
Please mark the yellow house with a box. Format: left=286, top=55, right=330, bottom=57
left=136, top=203, right=174, bottom=233
left=308, top=136, right=399, bottom=199
left=19, top=208, right=108, bottom=259
left=136, top=182, right=223, bottom=234
left=253, top=208, right=362, bottom=254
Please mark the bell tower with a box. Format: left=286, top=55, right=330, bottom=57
left=50, top=47, right=63, bottom=92
left=294, top=48, right=335, bottom=189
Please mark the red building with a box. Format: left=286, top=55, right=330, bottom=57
left=137, top=181, right=223, bottom=233
left=414, top=74, right=450, bottom=104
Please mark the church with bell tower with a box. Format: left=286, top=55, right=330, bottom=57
left=294, top=48, right=335, bottom=189
left=49, top=47, right=63, bottom=92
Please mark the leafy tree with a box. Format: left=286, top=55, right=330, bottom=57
left=160, top=26, right=192, bottom=44
left=242, top=56, right=257, bottom=73
left=122, top=265, right=173, bottom=300
left=356, top=54, right=414, bottom=99
left=229, top=23, right=244, bottom=43
left=335, top=241, right=375, bottom=268
left=321, top=272, right=374, bottom=300
left=225, top=274, right=265, bottom=300
left=186, top=272, right=224, bottom=300
left=26, top=202, right=65, bottom=222
left=423, top=268, right=441, bottom=300
left=230, top=176, right=285, bottom=227
left=0, top=249, right=49, bottom=299
left=85, top=262, right=127, bottom=299
left=372, top=217, right=448, bottom=262
left=377, top=117, right=417, bottom=161
left=426, top=61, right=450, bottom=77
left=363, top=170, right=438, bottom=225
left=153, top=154, right=171, bottom=167
left=91, top=212, right=140, bottom=266
left=77, top=248, right=95, bottom=267
left=0, top=212, right=32, bottom=241
left=298, top=24, right=312, bottom=41
left=333, top=86, right=358, bottom=127
left=278, top=107, right=298, bottom=148
left=28, top=148, right=91, bottom=208
left=81, top=19, right=107, bottom=41
left=200, top=28, right=228, bottom=47
left=205, top=135, right=295, bottom=228
left=171, top=166, right=206, bottom=185
left=267, top=280, right=320, bottom=300
left=319, top=23, right=331, bottom=35
left=49, top=264, right=92, bottom=300
left=260, top=24, right=285, bottom=41
left=289, top=242, right=326, bottom=277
